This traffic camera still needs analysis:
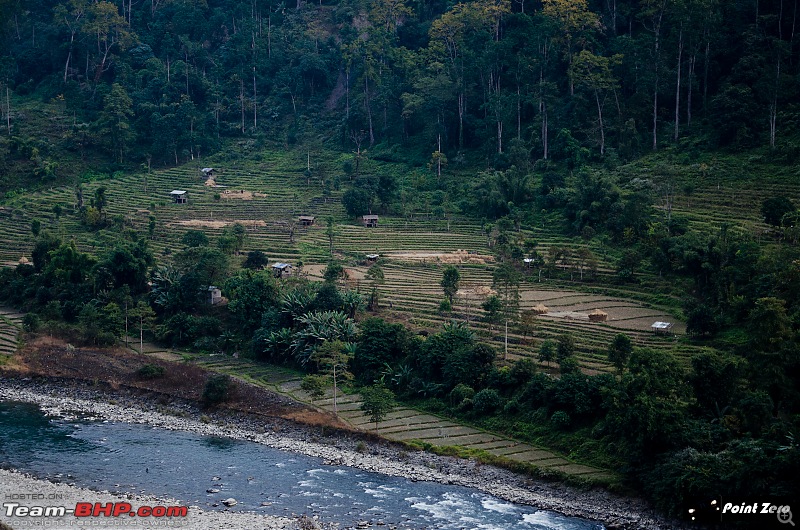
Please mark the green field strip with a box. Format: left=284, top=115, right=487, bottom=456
left=315, top=394, right=363, bottom=407
left=372, top=419, right=460, bottom=434
left=356, top=414, right=450, bottom=429
left=509, top=455, right=567, bottom=466
left=433, top=433, right=506, bottom=446
left=491, top=444, right=542, bottom=457
left=321, top=401, right=365, bottom=413
left=387, top=425, right=476, bottom=440
left=544, top=463, right=606, bottom=475
left=462, top=439, right=518, bottom=450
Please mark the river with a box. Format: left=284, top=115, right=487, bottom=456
left=0, top=400, right=604, bottom=529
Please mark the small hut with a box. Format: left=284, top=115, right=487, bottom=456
left=366, top=253, right=379, bottom=263
left=200, top=168, right=215, bottom=177
left=169, top=190, right=188, bottom=204
left=299, top=215, right=316, bottom=226
left=523, top=258, right=535, bottom=267
left=362, top=214, right=379, bottom=228
left=207, top=286, right=222, bottom=305
left=532, top=304, right=549, bottom=315
left=588, top=309, right=608, bottom=322
left=651, top=321, right=674, bottom=334
left=272, top=262, right=293, bottom=278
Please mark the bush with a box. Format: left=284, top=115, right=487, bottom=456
left=550, top=410, right=572, bottom=430
left=22, top=313, right=41, bottom=332
left=449, top=383, right=475, bottom=406
left=137, top=364, right=165, bottom=380
left=472, top=388, right=503, bottom=415
left=202, top=374, right=231, bottom=406
left=438, top=298, right=452, bottom=312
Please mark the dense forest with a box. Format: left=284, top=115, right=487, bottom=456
left=1, top=0, right=799, bottom=171
left=1, top=0, right=799, bottom=524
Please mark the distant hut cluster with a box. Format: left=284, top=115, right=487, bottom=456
left=588, top=309, right=608, bottom=322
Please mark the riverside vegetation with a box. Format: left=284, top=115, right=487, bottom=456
left=0, top=0, right=799, bottom=522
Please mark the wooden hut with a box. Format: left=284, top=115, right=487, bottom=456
left=206, top=286, right=222, bottom=305
left=271, top=262, right=293, bottom=278
left=200, top=168, right=215, bottom=177
left=651, top=321, right=674, bottom=334
left=588, top=309, right=608, bottom=322
left=532, top=304, right=549, bottom=315
left=366, top=253, right=379, bottom=262
left=362, top=214, right=379, bottom=228
left=169, top=190, right=188, bottom=204
left=299, top=215, right=315, bottom=226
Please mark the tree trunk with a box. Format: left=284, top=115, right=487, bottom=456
left=516, top=84, right=521, bottom=140
left=651, top=0, right=666, bottom=150
left=595, top=89, right=605, bottom=155
left=703, top=40, right=710, bottom=116
left=770, top=56, right=780, bottom=148
left=240, top=78, right=245, bottom=133
left=457, top=92, right=464, bottom=150
left=607, top=0, right=617, bottom=35
left=687, top=53, right=695, bottom=128
left=364, top=77, right=374, bottom=146
left=674, top=27, right=683, bottom=142
left=539, top=61, right=548, bottom=159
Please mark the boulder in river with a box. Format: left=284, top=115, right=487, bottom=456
left=222, top=498, right=237, bottom=507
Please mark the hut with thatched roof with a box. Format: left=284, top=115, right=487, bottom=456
left=588, top=309, right=608, bottom=322
left=532, top=303, right=549, bottom=315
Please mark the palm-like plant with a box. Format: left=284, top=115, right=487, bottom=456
left=281, top=289, right=315, bottom=325
left=341, top=290, right=365, bottom=318
left=292, top=311, right=357, bottom=365
left=258, top=327, right=295, bottom=363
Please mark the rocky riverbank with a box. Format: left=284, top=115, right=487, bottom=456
left=0, top=377, right=689, bottom=530
left=0, top=468, right=312, bottom=529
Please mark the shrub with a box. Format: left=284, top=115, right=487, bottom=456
left=449, top=383, right=475, bottom=406
left=472, top=388, right=503, bottom=415
left=22, top=313, right=41, bottom=332
left=137, top=364, right=165, bottom=380
left=438, top=298, right=452, bottom=312
left=550, top=410, right=572, bottom=430
left=202, top=374, right=231, bottom=406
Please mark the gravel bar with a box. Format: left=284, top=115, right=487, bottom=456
left=0, top=377, right=690, bottom=530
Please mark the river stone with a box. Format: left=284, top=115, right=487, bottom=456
left=222, top=498, right=237, bottom=507
left=206, top=488, right=220, bottom=493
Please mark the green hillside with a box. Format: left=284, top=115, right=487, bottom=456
left=1, top=0, right=800, bottom=524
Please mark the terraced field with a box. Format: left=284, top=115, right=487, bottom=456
left=0, top=149, right=707, bottom=371
left=0, top=307, right=23, bottom=356
left=188, top=353, right=614, bottom=484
